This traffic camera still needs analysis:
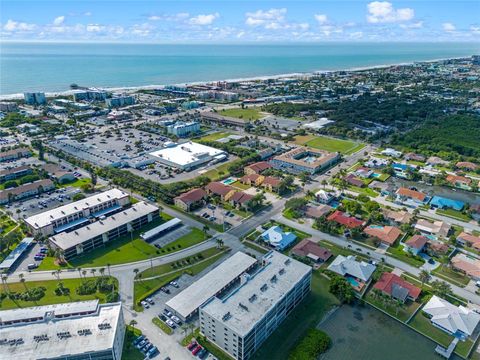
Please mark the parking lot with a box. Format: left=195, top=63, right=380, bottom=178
left=149, top=225, right=191, bottom=248
left=194, top=205, right=243, bottom=228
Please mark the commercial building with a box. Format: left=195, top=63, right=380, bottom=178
left=49, top=201, right=159, bottom=260
left=25, top=188, right=130, bottom=236
left=199, top=251, right=312, bottom=360
left=167, top=121, right=200, bottom=137
left=165, top=252, right=257, bottom=322
left=270, top=147, right=340, bottom=174
left=24, top=92, right=47, bottom=105
left=0, top=300, right=125, bottom=360
left=106, top=95, right=135, bottom=108
left=0, top=179, right=55, bottom=204
left=149, top=142, right=228, bottom=171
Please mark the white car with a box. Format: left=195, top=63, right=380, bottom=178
left=141, top=301, right=150, bottom=309
left=171, top=315, right=181, bottom=324
left=146, top=297, right=155, bottom=305
left=165, top=319, right=176, bottom=328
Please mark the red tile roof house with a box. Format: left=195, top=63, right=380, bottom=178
left=240, top=174, right=262, bottom=186
left=305, top=204, right=333, bottom=219
left=404, top=235, right=428, bottom=255
left=445, top=174, right=472, bottom=190
left=327, top=210, right=365, bottom=229
left=291, top=239, right=332, bottom=263
left=226, top=191, right=254, bottom=210
left=404, top=153, right=426, bottom=162
left=373, top=272, right=421, bottom=303
left=344, top=174, right=365, bottom=187
left=244, top=161, right=272, bottom=175
left=174, top=188, right=207, bottom=211
left=363, top=225, right=402, bottom=246
left=395, top=187, right=428, bottom=205
left=426, top=241, right=449, bottom=257
left=456, top=161, right=479, bottom=171
left=261, top=176, right=282, bottom=192
left=205, top=182, right=234, bottom=201
left=456, top=232, right=480, bottom=251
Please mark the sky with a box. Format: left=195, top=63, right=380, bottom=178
left=1, top=0, right=479, bottom=43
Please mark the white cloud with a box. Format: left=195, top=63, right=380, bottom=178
left=471, top=25, right=480, bottom=34
left=84, top=12, right=92, bottom=17
left=148, top=13, right=190, bottom=22
left=367, top=2, right=414, bottom=23
left=400, top=21, right=423, bottom=29
left=148, top=15, right=162, bottom=21
left=245, top=8, right=286, bottom=27
left=53, top=16, right=65, bottom=26
left=86, top=24, right=105, bottom=33
left=314, top=14, right=328, bottom=25
left=3, top=19, right=37, bottom=32
left=189, top=13, right=219, bottom=26
left=349, top=31, right=364, bottom=39
left=442, top=22, right=456, bottom=32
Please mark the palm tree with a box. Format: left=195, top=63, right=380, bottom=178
left=1, top=274, right=9, bottom=294
left=203, top=225, right=210, bottom=234
left=133, top=268, right=139, bottom=280
left=82, top=270, right=87, bottom=279
left=90, top=269, right=97, bottom=278
left=99, top=268, right=105, bottom=278
left=419, top=270, right=431, bottom=288
left=129, top=319, right=137, bottom=333
left=18, top=273, right=27, bottom=291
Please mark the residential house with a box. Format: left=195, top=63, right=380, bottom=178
left=373, top=272, right=421, bottom=302
left=395, top=187, right=428, bottom=206
left=456, top=232, right=480, bottom=250
left=426, top=156, right=449, bottom=166
left=327, top=255, right=376, bottom=292
left=240, top=174, right=263, bottom=186
left=382, top=209, right=413, bottom=225
left=305, top=204, right=333, bottom=219
left=261, top=225, right=297, bottom=251
left=445, top=174, right=472, bottom=190
left=456, top=161, right=478, bottom=172
left=423, top=295, right=480, bottom=337
left=354, top=167, right=374, bottom=178
left=226, top=191, right=254, bottom=210
left=429, top=196, right=465, bottom=211
left=261, top=176, right=282, bottom=192
left=291, top=239, right=332, bottom=263
left=364, top=157, right=389, bottom=168
left=315, top=190, right=335, bottom=204
left=451, top=254, right=480, bottom=280
left=392, top=163, right=415, bottom=179
left=381, top=148, right=402, bottom=158
left=404, top=153, right=426, bottom=162
left=404, top=235, right=428, bottom=255
left=174, top=188, right=207, bottom=211
left=414, top=219, right=451, bottom=239
left=0, top=179, right=55, bottom=204
left=327, top=210, right=365, bottom=229
left=426, top=241, right=449, bottom=257
left=244, top=161, right=272, bottom=175
left=363, top=225, right=402, bottom=246
left=205, top=182, right=234, bottom=201
left=344, top=174, right=364, bottom=187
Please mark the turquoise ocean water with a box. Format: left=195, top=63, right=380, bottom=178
left=1, top=42, right=479, bottom=95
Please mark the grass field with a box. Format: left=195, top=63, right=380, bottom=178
left=197, top=132, right=232, bottom=142
left=252, top=272, right=340, bottom=360
left=347, top=185, right=379, bottom=197
left=58, top=177, right=91, bottom=189
left=220, top=107, right=264, bottom=121
left=202, top=161, right=233, bottom=181
left=432, top=265, right=470, bottom=286
left=294, top=135, right=365, bottom=155
left=0, top=277, right=118, bottom=310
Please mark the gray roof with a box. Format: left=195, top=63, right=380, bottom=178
left=0, top=237, right=34, bottom=270
left=327, top=255, right=376, bottom=282
left=391, top=283, right=409, bottom=302
left=140, top=218, right=182, bottom=240
left=166, top=252, right=257, bottom=319
left=201, top=251, right=311, bottom=337
left=0, top=301, right=123, bottom=359
left=49, top=202, right=158, bottom=250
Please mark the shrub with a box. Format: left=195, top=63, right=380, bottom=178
left=76, top=280, right=97, bottom=295
left=20, top=287, right=47, bottom=302
left=289, top=328, right=331, bottom=360
left=106, top=291, right=119, bottom=302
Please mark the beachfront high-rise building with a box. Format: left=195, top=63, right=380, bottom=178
left=106, top=95, right=135, bottom=108
left=167, top=121, right=201, bottom=137
left=24, top=92, right=47, bottom=105
left=73, top=90, right=108, bottom=102
left=199, top=251, right=312, bottom=360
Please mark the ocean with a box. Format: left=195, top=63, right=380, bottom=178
left=1, top=42, right=479, bottom=95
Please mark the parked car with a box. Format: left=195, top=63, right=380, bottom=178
left=159, top=314, right=167, bottom=321
left=141, top=301, right=150, bottom=309
left=165, top=319, right=176, bottom=328
left=146, top=297, right=155, bottom=305
left=170, top=315, right=181, bottom=324
left=197, top=349, right=209, bottom=359
left=160, top=287, right=170, bottom=294
left=133, top=335, right=145, bottom=346
left=192, top=345, right=202, bottom=356
left=170, top=281, right=179, bottom=288
left=187, top=341, right=198, bottom=351
left=147, top=346, right=159, bottom=358
left=163, top=309, right=172, bottom=317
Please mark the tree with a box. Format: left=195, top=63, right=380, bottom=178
left=18, top=273, right=27, bottom=291
left=203, top=225, right=210, bottom=234
left=99, top=267, right=105, bottom=278
left=329, top=275, right=355, bottom=304
left=129, top=319, right=137, bottom=332
left=419, top=270, right=431, bottom=287
left=431, top=280, right=452, bottom=297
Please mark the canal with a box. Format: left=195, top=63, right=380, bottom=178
left=318, top=303, right=461, bottom=360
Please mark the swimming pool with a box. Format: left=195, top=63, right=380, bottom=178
left=346, top=277, right=360, bottom=287
left=372, top=173, right=381, bottom=178
left=222, top=177, right=237, bottom=185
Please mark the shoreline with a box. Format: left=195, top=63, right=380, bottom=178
left=0, top=55, right=473, bottom=100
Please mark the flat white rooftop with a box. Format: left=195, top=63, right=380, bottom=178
left=25, top=188, right=129, bottom=230
left=149, top=142, right=226, bottom=167
left=49, top=202, right=158, bottom=250
left=0, top=237, right=34, bottom=270
left=166, top=252, right=257, bottom=319
left=0, top=301, right=122, bottom=359
left=201, top=251, right=311, bottom=337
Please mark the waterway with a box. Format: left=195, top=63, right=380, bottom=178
left=318, top=303, right=461, bottom=360
left=388, top=177, right=480, bottom=205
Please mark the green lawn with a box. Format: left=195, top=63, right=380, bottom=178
left=152, top=317, right=173, bottom=335
left=347, top=185, right=379, bottom=197
left=387, top=245, right=425, bottom=268
left=365, top=292, right=421, bottom=322
left=202, top=161, right=233, bottom=181
left=432, top=265, right=470, bottom=286
left=220, top=107, right=264, bottom=121
left=197, top=132, right=232, bottom=142
left=231, top=181, right=251, bottom=190
left=252, top=272, right=340, bottom=360
left=295, top=135, right=364, bottom=155
left=436, top=208, right=472, bottom=222
left=375, top=173, right=391, bottom=182
left=242, top=240, right=269, bottom=254
left=122, top=325, right=144, bottom=360
left=0, top=277, right=118, bottom=310
left=58, top=177, right=91, bottom=188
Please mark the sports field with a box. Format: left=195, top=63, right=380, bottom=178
left=294, top=135, right=364, bottom=155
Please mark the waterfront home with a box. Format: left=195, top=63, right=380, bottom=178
left=315, top=189, right=335, bottom=204
left=328, top=255, right=376, bottom=292
left=445, top=174, right=473, bottom=190
left=373, top=272, right=421, bottom=303
left=423, top=295, right=480, bottom=337
left=456, top=161, right=479, bottom=172
left=395, top=187, right=428, bottom=206
left=174, top=188, right=207, bottom=211
left=382, top=209, right=413, bottom=225
left=327, top=210, right=365, bottom=229
left=261, top=225, right=297, bottom=251
left=414, top=219, right=451, bottom=239
left=456, top=232, right=480, bottom=250
left=291, top=239, right=332, bottom=263
left=429, top=196, right=465, bottom=211
left=363, top=225, right=402, bottom=246
left=403, top=235, right=428, bottom=255
left=244, top=161, right=272, bottom=175
left=381, top=148, right=402, bottom=158
left=451, top=253, right=480, bottom=280
left=305, top=204, right=333, bottom=219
